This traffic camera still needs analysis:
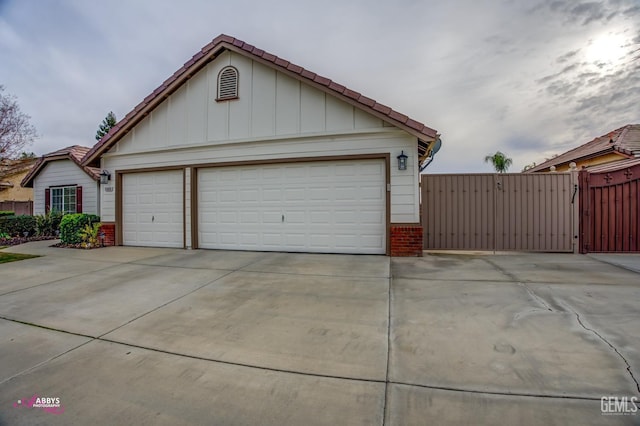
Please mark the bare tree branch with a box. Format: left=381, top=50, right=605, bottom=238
left=0, top=85, right=38, bottom=159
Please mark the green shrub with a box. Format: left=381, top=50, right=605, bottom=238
left=35, top=211, right=64, bottom=236
left=0, top=215, right=37, bottom=237
left=0, top=211, right=15, bottom=217
left=59, top=213, right=100, bottom=244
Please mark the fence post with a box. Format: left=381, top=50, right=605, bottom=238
left=570, top=170, right=580, bottom=253
left=578, top=170, right=589, bottom=253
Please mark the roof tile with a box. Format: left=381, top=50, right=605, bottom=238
left=262, top=52, right=277, bottom=62
left=241, top=43, right=255, bottom=53
left=21, top=145, right=99, bottom=187
left=286, top=63, right=303, bottom=74
left=274, top=57, right=289, bottom=68
left=389, top=110, right=408, bottom=124
left=328, top=81, right=346, bottom=93
left=215, top=34, right=234, bottom=44
left=162, top=75, right=177, bottom=87
left=527, top=124, right=640, bottom=172
left=172, top=66, right=186, bottom=78
left=183, top=57, right=196, bottom=68
left=404, top=118, right=423, bottom=131
left=357, top=95, right=376, bottom=107
left=201, top=41, right=216, bottom=53
left=300, top=69, right=316, bottom=80
left=372, top=103, right=391, bottom=115
left=313, top=75, right=331, bottom=86
left=343, top=89, right=360, bottom=100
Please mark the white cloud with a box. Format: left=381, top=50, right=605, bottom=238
left=0, top=0, right=638, bottom=172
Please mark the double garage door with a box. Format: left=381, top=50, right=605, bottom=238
left=122, top=159, right=386, bottom=254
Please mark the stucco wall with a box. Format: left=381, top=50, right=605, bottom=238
left=0, top=170, right=33, bottom=202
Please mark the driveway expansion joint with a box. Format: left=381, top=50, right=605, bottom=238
left=96, top=269, right=237, bottom=339
left=382, top=275, right=392, bottom=426
left=480, top=258, right=520, bottom=282
left=1, top=315, right=626, bottom=402
left=0, top=262, right=118, bottom=297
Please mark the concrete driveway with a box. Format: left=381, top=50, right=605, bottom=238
left=0, top=242, right=638, bottom=425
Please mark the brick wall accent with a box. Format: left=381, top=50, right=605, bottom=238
left=99, top=222, right=116, bottom=246
left=390, top=224, right=423, bottom=257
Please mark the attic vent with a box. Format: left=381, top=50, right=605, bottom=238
left=217, top=66, right=238, bottom=101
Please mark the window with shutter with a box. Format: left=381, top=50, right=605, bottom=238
left=50, top=186, right=78, bottom=214
left=217, top=66, right=238, bottom=101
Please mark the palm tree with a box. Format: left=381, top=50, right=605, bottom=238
left=484, top=151, right=513, bottom=173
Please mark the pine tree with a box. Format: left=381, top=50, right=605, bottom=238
left=95, top=111, right=117, bottom=140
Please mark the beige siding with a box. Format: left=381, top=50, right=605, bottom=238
left=104, top=50, right=420, bottom=225
left=114, top=51, right=386, bottom=156
left=275, top=71, right=300, bottom=134
left=33, top=160, right=98, bottom=215
left=300, top=84, right=325, bottom=132
left=104, top=133, right=419, bottom=223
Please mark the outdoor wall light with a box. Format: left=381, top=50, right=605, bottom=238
left=397, top=151, right=408, bottom=170
left=100, top=170, right=111, bottom=185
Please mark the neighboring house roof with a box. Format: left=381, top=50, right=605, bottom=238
left=83, top=34, right=439, bottom=166
left=526, top=124, right=640, bottom=173
left=581, top=156, right=640, bottom=173
left=21, top=145, right=100, bottom=188
left=0, top=158, right=37, bottom=189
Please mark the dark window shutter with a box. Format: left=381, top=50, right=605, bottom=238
left=45, top=188, right=50, bottom=214
left=76, top=186, right=83, bottom=213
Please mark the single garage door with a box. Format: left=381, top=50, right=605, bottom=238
left=198, top=159, right=386, bottom=254
left=122, top=170, right=183, bottom=248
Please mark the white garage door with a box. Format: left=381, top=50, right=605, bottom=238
left=198, top=159, right=386, bottom=254
left=122, top=170, right=183, bottom=248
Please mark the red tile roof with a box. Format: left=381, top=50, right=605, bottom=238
left=526, top=124, right=640, bottom=173
left=21, top=145, right=100, bottom=188
left=0, top=158, right=37, bottom=179
left=83, top=34, right=439, bottom=166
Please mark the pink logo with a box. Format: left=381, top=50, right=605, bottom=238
left=13, top=394, right=64, bottom=415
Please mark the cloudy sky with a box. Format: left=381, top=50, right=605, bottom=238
left=0, top=0, right=638, bottom=172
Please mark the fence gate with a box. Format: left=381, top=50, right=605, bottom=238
left=421, top=173, right=575, bottom=252
left=0, top=200, right=33, bottom=215
left=579, top=162, right=640, bottom=253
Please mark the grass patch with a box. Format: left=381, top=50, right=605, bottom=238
left=0, top=252, right=40, bottom=264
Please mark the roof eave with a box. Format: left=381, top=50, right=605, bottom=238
left=527, top=146, right=622, bottom=172
left=21, top=155, right=99, bottom=188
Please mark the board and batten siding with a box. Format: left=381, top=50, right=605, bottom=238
left=33, top=160, right=99, bottom=215
left=101, top=51, right=421, bottom=227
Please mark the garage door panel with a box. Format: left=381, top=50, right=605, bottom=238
left=122, top=170, right=183, bottom=248
left=198, top=159, right=385, bottom=254
left=263, top=233, right=283, bottom=246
